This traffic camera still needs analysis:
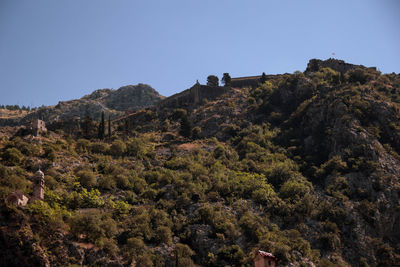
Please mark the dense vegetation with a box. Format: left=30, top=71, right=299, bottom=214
left=0, top=59, right=400, bottom=266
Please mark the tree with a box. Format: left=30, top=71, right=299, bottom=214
left=260, top=72, right=267, bottom=84
left=174, top=243, right=195, bottom=267
left=77, top=170, right=96, bottom=188
left=207, top=75, right=219, bottom=86
left=222, top=73, right=231, bottom=86
left=124, top=119, right=130, bottom=136
left=2, top=148, right=23, bottom=166
left=98, top=112, right=105, bottom=140
left=108, top=115, right=111, bottom=139
left=110, top=140, right=127, bottom=157
left=179, top=114, right=192, bottom=138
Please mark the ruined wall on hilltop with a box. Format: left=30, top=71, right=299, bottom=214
left=230, top=74, right=279, bottom=88
left=158, top=83, right=229, bottom=109
left=230, top=76, right=261, bottom=88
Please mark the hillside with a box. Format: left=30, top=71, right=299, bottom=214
left=1, top=59, right=400, bottom=267
left=0, top=84, right=164, bottom=127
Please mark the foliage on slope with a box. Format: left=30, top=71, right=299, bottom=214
left=1, top=60, right=400, bottom=266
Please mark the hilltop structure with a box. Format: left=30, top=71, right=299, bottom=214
left=32, top=169, right=45, bottom=200
left=4, top=169, right=45, bottom=206
left=4, top=190, right=29, bottom=206
left=30, top=119, right=47, bottom=136
left=230, top=75, right=263, bottom=88
left=158, top=80, right=229, bottom=109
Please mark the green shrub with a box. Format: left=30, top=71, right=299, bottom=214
left=126, top=237, right=147, bottom=256
left=346, top=68, right=368, bottom=84
left=44, top=146, right=57, bottom=161
left=115, top=174, right=130, bottom=189
left=325, top=176, right=350, bottom=198
left=279, top=177, right=313, bottom=203
left=217, top=245, right=245, bottom=265
left=11, top=138, right=41, bottom=157
left=126, top=138, right=146, bottom=159
left=97, top=237, right=119, bottom=256
left=320, top=156, right=347, bottom=176
left=265, top=161, right=297, bottom=188
left=76, top=170, right=96, bottom=188
left=154, top=225, right=172, bottom=245
left=69, top=210, right=117, bottom=243
left=97, top=175, right=116, bottom=191
left=174, top=243, right=195, bottom=267
left=2, top=148, right=24, bottom=165
left=76, top=139, right=90, bottom=154
left=109, top=140, right=127, bottom=157
left=238, top=211, right=265, bottom=242
left=68, top=188, right=105, bottom=209
left=26, top=200, right=66, bottom=230
left=90, top=142, right=109, bottom=154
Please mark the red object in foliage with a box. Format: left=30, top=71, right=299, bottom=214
left=254, top=250, right=277, bottom=267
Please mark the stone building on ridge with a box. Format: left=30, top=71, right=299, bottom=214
left=30, top=119, right=47, bottom=136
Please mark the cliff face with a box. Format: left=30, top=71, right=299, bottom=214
left=278, top=71, right=400, bottom=265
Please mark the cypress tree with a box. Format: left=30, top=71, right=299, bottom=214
left=98, top=112, right=105, bottom=139
left=83, top=115, right=93, bottom=138
left=260, top=72, right=267, bottom=84
left=179, top=115, right=192, bottom=138
left=108, top=115, right=111, bottom=139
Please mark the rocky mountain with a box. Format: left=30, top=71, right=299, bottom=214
left=0, top=84, right=164, bottom=126
left=1, top=59, right=400, bottom=267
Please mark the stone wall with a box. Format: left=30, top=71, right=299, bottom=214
left=230, top=76, right=261, bottom=88
left=158, top=83, right=229, bottom=109
left=230, top=75, right=279, bottom=88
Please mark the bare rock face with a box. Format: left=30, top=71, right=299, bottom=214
left=286, top=79, right=400, bottom=265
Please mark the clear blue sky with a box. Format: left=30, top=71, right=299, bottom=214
left=0, top=0, right=399, bottom=107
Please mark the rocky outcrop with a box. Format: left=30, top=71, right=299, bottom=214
left=305, top=58, right=362, bottom=73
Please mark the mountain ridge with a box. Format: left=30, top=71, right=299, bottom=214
left=1, top=58, right=400, bottom=266
left=0, top=83, right=164, bottom=126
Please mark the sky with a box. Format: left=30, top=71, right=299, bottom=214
left=0, top=0, right=399, bottom=107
